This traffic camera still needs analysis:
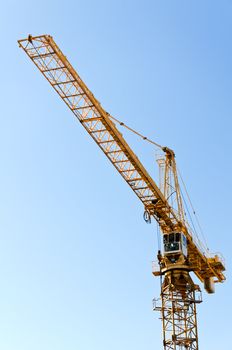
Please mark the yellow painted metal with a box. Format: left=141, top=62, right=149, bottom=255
left=18, top=34, right=225, bottom=287
left=154, top=270, right=202, bottom=350
left=18, top=33, right=227, bottom=350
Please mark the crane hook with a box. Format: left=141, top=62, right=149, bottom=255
left=143, top=210, right=151, bottom=224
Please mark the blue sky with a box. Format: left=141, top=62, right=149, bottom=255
left=0, top=1, right=231, bottom=349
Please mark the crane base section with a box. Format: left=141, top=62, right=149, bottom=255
left=154, top=270, right=202, bottom=350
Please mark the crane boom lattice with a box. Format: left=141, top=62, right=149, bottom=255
left=18, top=34, right=226, bottom=350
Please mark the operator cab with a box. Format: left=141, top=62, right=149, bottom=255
left=163, top=232, right=187, bottom=257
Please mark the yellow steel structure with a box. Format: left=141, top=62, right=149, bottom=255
left=18, top=34, right=225, bottom=350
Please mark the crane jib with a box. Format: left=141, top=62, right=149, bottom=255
left=18, top=34, right=225, bottom=287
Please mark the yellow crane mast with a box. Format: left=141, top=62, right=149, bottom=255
left=18, top=34, right=225, bottom=350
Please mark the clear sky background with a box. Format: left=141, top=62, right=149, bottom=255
left=0, top=1, right=231, bottom=349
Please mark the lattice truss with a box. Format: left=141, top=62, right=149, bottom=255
left=18, top=35, right=226, bottom=285
left=18, top=35, right=180, bottom=231
left=162, top=291, right=198, bottom=350
left=157, top=283, right=201, bottom=350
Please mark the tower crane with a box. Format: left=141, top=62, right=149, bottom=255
left=18, top=34, right=225, bottom=350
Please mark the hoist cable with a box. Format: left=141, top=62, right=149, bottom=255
left=179, top=186, right=198, bottom=236
left=156, top=221, right=161, bottom=252
left=177, top=167, right=209, bottom=251
left=108, top=114, right=164, bottom=150
left=108, top=112, right=210, bottom=251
